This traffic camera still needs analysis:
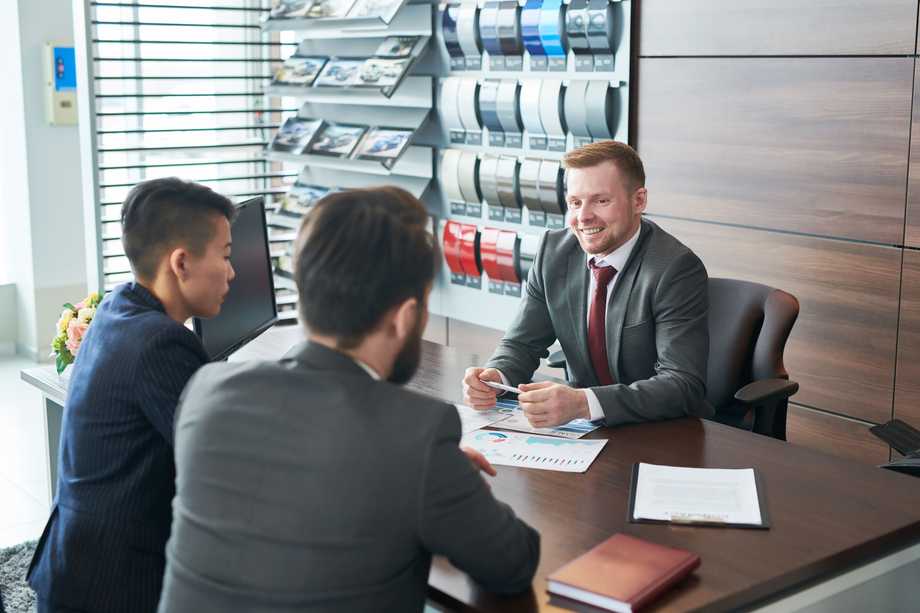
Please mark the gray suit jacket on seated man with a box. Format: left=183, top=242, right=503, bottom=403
left=158, top=186, right=539, bottom=613
left=160, top=342, right=538, bottom=612
left=488, top=218, right=712, bottom=425
left=466, top=141, right=712, bottom=427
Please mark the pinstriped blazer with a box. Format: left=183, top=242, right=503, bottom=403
left=486, top=218, right=713, bottom=426
left=27, top=282, right=208, bottom=613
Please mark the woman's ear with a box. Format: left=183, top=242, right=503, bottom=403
left=168, top=248, right=190, bottom=282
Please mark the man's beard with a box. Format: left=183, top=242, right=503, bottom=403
left=388, top=313, right=424, bottom=385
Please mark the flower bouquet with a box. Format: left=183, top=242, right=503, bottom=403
left=51, top=292, right=102, bottom=375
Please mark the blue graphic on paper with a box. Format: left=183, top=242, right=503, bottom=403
left=524, top=436, right=593, bottom=447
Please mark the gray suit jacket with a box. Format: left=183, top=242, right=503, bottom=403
left=158, top=341, right=539, bottom=613
left=486, top=218, right=712, bottom=426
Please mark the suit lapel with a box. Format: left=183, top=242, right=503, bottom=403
left=565, top=245, right=593, bottom=384
left=606, top=221, right=652, bottom=382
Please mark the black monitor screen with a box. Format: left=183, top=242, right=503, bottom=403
left=194, top=197, right=278, bottom=360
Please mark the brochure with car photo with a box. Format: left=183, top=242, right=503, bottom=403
left=357, top=58, right=409, bottom=90
left=353, top=127, right=413, bottom=167
left=268, top=117, right=324, bottom=154
left=314, top=59, right=364, bottom=87
left=272, top=55, right=327, bottom=87
left=373, top=36, right=418, bottom=58
left=306, top=0, right=356, bottom=18
left=279, top=183, right=330, bottom=217
left=308, top=123, right=368, bottom=157
left=347, top=0, right=405, bottom=23
left=269, top=0, right=313, bottom=19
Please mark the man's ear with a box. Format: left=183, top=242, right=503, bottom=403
left=392, top=296, right=420, bottom=342
left=168, top=248, right=190, bottom=282
left=633, top=187, right=648, bottom=214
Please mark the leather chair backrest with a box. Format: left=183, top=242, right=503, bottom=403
left=705, top=278, right=799, bottom=411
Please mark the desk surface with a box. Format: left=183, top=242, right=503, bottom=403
left=22, top=324, right=920, bottom=612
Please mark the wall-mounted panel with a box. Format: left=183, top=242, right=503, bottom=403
left=787, top=404, right=890, bottom=466
left=894, top=249, right=920, bottom=426
left=638, top=58, right=913, bottom=245
left=652, top=217, right=901, bottom=424
left=639, top=0, right=918, bottom=56
left=905, top=60, right=920, bottom=248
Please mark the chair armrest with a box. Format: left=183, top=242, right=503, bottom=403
left=546, top=350, right=567, bottom=370
left=735, top=378, right=799, bottom=407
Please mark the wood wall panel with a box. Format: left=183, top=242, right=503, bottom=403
left=895, top=250, right=920, bottom=426
left=638, top=57, right=913, bottom=244
left=639, top=0, right=918, bottom=56
left=652, top=217, right=901, bottom=424
left=787, top=404, right=890, bottom=465
left=906, top=59, right=920, bottom=248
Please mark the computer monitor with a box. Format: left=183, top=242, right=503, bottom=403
left=194, top=197, right=278, bottom=360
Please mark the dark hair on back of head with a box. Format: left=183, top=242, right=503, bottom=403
left=294, top=186, right=438, bottom=349
left=120, top=177, right=237, bottom=280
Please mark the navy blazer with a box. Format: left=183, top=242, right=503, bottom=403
left=28, top=282, right=209, bottom=613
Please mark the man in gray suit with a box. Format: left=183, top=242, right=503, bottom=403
left=463, top=141, right=711, bottom=428
left=159, top=187, right=540, bottom=612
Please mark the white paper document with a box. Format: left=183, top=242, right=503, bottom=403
left=491, top=398, right=602, bottom=439
left=453, top=403, right=508, bottom=434
left=632, top=463, right=764, bottom=526
left=460, top=430, right=608, bottom=473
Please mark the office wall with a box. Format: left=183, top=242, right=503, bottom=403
left=0, top=0, right=38, bottom=355
left=0, top=0, right=86, bottom=359
left=0, top=284, right=18, bottom=355
left=636, top=0, right=920, bottom=463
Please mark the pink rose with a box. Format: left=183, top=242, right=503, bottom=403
left=66, top=319, right=89, bottom=355
left=74, top=301, right=86, bottom=311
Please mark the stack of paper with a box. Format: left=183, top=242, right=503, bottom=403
left=631, top=463, right=767, bottom=528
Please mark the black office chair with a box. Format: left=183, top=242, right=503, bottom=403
left=547, top=278, right=800, bottom=440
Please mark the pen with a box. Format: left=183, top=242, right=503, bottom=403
left=481, top=380, right=520, bottom=395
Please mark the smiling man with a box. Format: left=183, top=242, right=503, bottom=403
left=462, top=141, right=712, bottom=428
left=28, top=177, right=237, bottom=613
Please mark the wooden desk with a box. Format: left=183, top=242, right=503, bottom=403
left=22, top=325, right=920, bottom=612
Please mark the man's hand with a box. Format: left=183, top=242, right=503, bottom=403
left=462, top=367, right=503, bottom=410
left=517, top=381, right=590, bottom=428
left=462, top=446, right=497, bottom=476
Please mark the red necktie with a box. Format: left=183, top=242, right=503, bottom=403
left=588, top=259, right=617, bottom=386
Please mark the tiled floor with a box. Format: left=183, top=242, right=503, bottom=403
left=0, top=357, right=51, bottom=548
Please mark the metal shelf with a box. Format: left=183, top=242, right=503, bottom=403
left=262, top=3, right=430, bottom=38
left=267, top=76, right=432, bottom=108
left=266, top=145, right=433, bottom=179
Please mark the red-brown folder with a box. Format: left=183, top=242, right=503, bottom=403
left=547, top=533, right=700, bottom=612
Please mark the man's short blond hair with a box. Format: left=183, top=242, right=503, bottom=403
left=562, top=140, right=646, bottom=193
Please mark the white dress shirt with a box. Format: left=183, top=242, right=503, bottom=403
left=353, top=357, right=382, bottom=381
left=497, top=224, right=642, bottom=422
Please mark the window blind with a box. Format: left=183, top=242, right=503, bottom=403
left=77, top=0, right=298, bottom=291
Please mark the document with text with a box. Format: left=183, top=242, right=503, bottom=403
left=453, top=403, right=509, bottom=434
left=630, top=463, right=768, bottom=528
left=460, top=430, right=608, bottom=473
